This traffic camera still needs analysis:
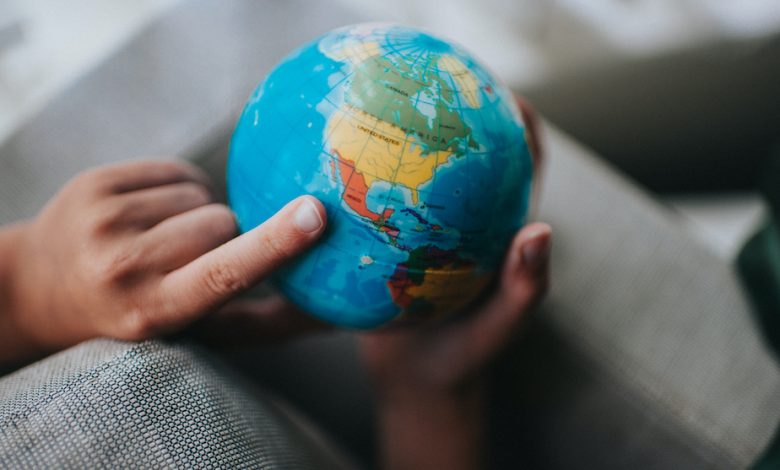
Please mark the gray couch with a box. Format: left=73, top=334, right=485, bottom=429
left=1, top=1, right=778, bottom=468
left=0, top=340, right=354, bottom=468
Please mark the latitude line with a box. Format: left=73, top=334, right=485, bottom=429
left=296, top=38, right=431, bottom=296
left=298, top=46, right=403, bottom=294
left=362, top=44, right=432, bottom=266
left=439, top=68, right=474, bottom=299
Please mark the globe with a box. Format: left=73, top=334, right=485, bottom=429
left=227, top=23, right=534, bottom=329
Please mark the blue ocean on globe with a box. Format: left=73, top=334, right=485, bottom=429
left=227, top=23, right=533, bottom=328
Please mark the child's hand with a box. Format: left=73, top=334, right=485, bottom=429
left=360, top=223, right=551, bottom=470
left=360, top=222, right=551, bottom=393
left=1, top=160, right=326, bottom=362
left=361, top=96, right=549, bottom=470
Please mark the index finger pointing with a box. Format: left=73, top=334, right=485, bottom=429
left=155, top=196, right=326, bottom=325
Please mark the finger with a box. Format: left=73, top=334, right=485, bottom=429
left=515, top=96, right=544, bottom=170
left=106, top=182, right=213, bottom=229
left=190, top=295, right=331, bottom=347
left=515, top=96, right=545, bottom=216
left=424, top=223, right=551, bottom=382
left=141, top=203, right=237, bottom=271
left=86, top=159, right=212, bottom=195
left=156, top=196, right=326, bottom=325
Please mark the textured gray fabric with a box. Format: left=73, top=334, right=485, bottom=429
left=0, top=339, right=354, bottom=469
left=0, top=340, right=130, bottom=410
left=493, top=129, right=780, bottom=468
left=541, top=132, right=780, bottom=457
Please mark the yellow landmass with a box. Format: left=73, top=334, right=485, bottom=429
left=327, top=41, right=381, bottom=66
left=326, top=105, right=453, bottom=204
left=406, top=266, right=492, bottom=317
left=437, top=55, right=481, bottom=108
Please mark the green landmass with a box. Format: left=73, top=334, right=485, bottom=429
left=345, top=53, right=474, bottom=153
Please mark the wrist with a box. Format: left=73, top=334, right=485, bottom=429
left=376, top=378, right=486, bottom=470
left=0, top=222, right=46, bottom=365
left=0, top=222, right=25, bottom=313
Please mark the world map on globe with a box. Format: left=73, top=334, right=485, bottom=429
left=228, top=23, right=533, bottom=328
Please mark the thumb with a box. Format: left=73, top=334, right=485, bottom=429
left=499, top=222, right=552, bottom=306
left=157, top=196, right=326, bottom=324
left=515, top=95, right=543, bottom=170
left=421, top=223, right=551, bottom=383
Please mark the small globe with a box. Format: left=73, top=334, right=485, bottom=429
left=228, top=23, right=533, bottom=328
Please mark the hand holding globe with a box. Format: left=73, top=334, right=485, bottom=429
left=0, top=20, right=551, bottom=470
left=228, top=23, right=543, bottom=329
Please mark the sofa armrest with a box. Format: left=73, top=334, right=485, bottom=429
left=0, top=339, right=355, bottom=469
left=483, top=127, right=780, bottom=468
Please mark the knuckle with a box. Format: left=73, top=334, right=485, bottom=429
left=153, top=159, right=185, bottom=175
left=259, top=229, right=297, bottom=261
left=206, top=203, right=235, bottom=223
left=202, top=261, right=249, bottom=298
left=64, top=169, right=100, bottom=195
left=201, top=204, right=236, bottom=241
left=89, top=247, right=140, bottom=284
left=156, top=160, right=201, bottom=181
left=74, top=167, right=103, bottom=185
left=119, top=305, right=158, bottom=340
left=81, top=199, right=130, bottom=237
left=91, top=202, right=126, bottom=233
left=74, top=166, right=116, bottom=194
left=181, top=183, right=212, bottom=206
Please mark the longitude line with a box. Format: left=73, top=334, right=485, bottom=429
left=298, top=48, right=404, bottom=296
left=363, top=45, right=431, bottom=264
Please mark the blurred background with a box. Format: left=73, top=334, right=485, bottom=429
left=1, top=2, right=778, bottom=467
left=0, top=0, right=778, bottom=257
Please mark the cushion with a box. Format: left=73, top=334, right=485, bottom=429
left=0, top=339, right=354, bottom=469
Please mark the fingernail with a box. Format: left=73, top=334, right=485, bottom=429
left=294, top=197, right=324, bottom=233
left=521, top=229, right=551, bottom=270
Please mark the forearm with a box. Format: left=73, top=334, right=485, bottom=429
left=0, top=222, right=42, bottom=366
left=377, top=381, right=485, bottom=470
